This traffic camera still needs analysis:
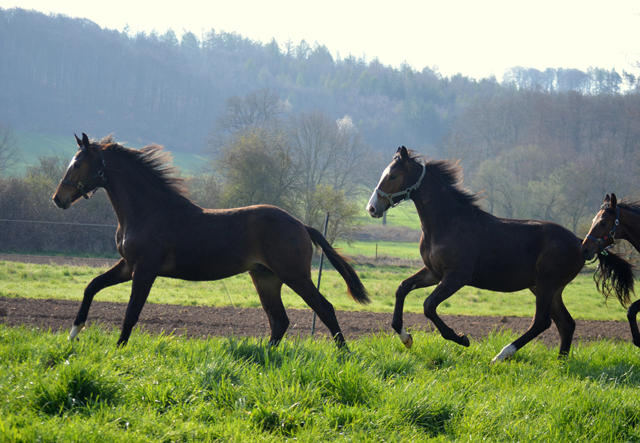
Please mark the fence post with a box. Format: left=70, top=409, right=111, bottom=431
left=311, top=212, right=330, bottom=336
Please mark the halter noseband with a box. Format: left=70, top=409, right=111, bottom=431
left=586, top=205, right=620, bottom=256
left=60, top=147, right=108, bottom=199
left=376, top=163, right=426, bottom=208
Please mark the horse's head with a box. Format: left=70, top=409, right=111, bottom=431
left=52, top=133, right=107, bottom=209
left=366, top=146, right=425, bottom=218
left=581, top=193, right=620, bottom=260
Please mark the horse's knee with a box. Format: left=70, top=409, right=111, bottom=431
left=395, top=283, right=408, bottom=299
left=423, top=299, right=438, bottom=320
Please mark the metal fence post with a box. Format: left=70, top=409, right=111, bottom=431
left=311, top=212, right=329, bottom=335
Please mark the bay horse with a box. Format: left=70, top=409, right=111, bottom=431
left=52, top=133, right=370, bottom=348
left=581, top=193, right=637, bottom=346
left=367, top=146, right=588, bottom=363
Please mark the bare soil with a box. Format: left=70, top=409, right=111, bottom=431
left=0, top=254, right=633, bottom=348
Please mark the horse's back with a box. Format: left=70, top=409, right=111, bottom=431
left=160, top=204, right=312, bottom=281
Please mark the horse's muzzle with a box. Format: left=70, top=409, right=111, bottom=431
left=52, top=194, right=70, bottom=209
left=581, top=243, right=596, bottom=261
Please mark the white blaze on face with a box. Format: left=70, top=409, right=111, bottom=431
left=64, top=154, right=77, bottom=175
left=366, top=164, right=391, bottom=214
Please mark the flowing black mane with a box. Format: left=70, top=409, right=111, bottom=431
left=404, top=150, right=482, bottom=208
left=96, top=135, right=188, bottom=197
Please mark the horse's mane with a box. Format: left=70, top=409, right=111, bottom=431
left=618, top=198, right=640, bottom=215
left=96, top=135, right=189, bottom=197
left=403, top=149, right=483, bottom=208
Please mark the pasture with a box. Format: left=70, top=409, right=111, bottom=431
left=0, top=258, right=623, bottom=321
left=1, top=325, right=639, bottom=442
left=1, top=235, right=639, bottom=441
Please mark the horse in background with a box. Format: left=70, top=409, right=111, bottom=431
left=582, top=193, right=637, bottom=345
left=52, top=133, right=370, bottom=348
left=367, top=146, right=633, bottom=362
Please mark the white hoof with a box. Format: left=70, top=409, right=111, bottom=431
left=399, top=328, right=413, bottom=349
left=69, top=323, right=85, bottom=341
left=491, top=344, right=516, bottom=363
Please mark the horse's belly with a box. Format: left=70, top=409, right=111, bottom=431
left=159, top=257, right=249, bottom=282
left=470, top=261, right=537, bottom=292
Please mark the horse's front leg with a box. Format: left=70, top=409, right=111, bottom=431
left=423, top=274, right=469, bottom=347
left=117, top=265, right=158, bottom=347
left=392, top=267, right=440, bottom=348
left=627, top=300, right=640, bottom=348
left=70, top=258, right=133, bottom=341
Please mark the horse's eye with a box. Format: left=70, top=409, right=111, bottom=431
left=73, top=159, right=82, bottom=169
left=389, top=175, right=397, bottom=181
left=599, top=220, right=607, bottom=227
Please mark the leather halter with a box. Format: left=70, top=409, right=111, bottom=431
left=586, top=205, right=620, bottom=256
left=60, top=147, right=108, bottom=199
left=376, top=163, right=426, bottom=207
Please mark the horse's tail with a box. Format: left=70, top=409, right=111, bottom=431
left=305, top=226, right=371, bottom=305
left=594, top=251, right=636, bottom=308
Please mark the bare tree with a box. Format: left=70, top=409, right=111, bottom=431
left=207, top=88, right=290, bottom=156
left=0, top=122, right=21, bottom=175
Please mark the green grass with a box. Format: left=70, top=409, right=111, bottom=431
left=335, top=238, right=421, bottom=259
left=1, top=325, right=639, bottom=442
left=8, top=130, right=207, bottom=176
left=354, top=199, right=421, bottom=229
left=0, top=259, right=629, bottom=322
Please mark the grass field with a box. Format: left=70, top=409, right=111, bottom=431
left=1, top=325, right=639, bottom=442
left=0, top=258, right=626, bottom=322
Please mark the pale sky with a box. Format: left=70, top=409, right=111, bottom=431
left=1, top=0, right=639, bottom=80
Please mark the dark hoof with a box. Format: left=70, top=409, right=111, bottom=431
left=458, top=334, right=470, bottom=347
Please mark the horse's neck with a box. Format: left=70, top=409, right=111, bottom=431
left=412, top=176, right=471, bottom=235
left=104, top=166, right=188, bottom=228
left=620, top=206, right=640, bottom=251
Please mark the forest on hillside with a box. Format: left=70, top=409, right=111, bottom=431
left=0, top=7, right=640, bottom=254
left=0, top=7, right=637, bottom=153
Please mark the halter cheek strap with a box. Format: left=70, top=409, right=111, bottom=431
left=586, top=206, right=620, bottom=256
left=376, top=163, right=426, bottom=207
left=60, top=148, right=108, bottom=199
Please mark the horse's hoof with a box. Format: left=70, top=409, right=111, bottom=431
left=403, top=335, right=413, bottom=349
left=399, top=329, right=413, bottom=349
left=491, top=344, right=516, bottom=364
left=459, top=334, right=470, bottom=347
left=68, top=323, right=85, bottom=341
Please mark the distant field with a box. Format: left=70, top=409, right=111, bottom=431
left=8, top=130, right=207, bottom=176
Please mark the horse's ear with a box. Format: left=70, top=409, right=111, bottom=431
left=611, top=193, right=618, bottom=209
left=82, top=133, right=90, bottom=148
left=75, top=134, right=83, bottom=149
left=399, top=146, right=409, bottom=162
left=604, top=194, right=611, bottom=205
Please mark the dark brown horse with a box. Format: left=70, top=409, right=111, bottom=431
left=366, top=147, right=589, bottom=362
left=582, top=193, right=637, bottom=345
left=52, top=133, right=370, bottom=347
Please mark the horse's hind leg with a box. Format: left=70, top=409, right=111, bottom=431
left=284, top=277, right=347, bottom=349
left=549, top=292, right=576, bottom=357
left=70, top=258, right=133, bottom=341
left=249, top=267, right=289, bottom=346
left=627, top=300, right=640, bottom=347
left=492, top=284, right=560, bottom=363
left=392, top=267, right=440, bottom=348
